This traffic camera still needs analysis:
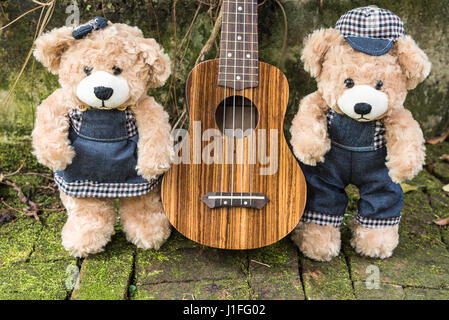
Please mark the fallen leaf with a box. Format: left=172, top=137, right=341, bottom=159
left=443, top=184, right=449, bottom=193
left=440, top=154, right=449, bottom=162
left=307, top=270, right=323, bottom=281
left=434, top=217, right=449, bottom=226
left=426, top=128, right=449, bottom=145
left=401, top=183, right=419, bottom=193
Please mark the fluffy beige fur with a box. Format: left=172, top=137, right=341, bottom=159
left=290, top=28, right=431, bottom=261
left=119, top=185, right=171, bottom=250
left=350, top=221, right=399, bottom=259
left=32, top=22, right=172, bottom=257
left=291, top=222, right=341, bottom=262
left=60, top=191, right=117, bottom=257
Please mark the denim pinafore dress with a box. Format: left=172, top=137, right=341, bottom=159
left=300, top=109, right=403, bottom=229
left=54, top=108, right=159, bottom=198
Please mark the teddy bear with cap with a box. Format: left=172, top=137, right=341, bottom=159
left=32, top=17, right=173, bottom=257
left=290, top=6, right=431, bottom=261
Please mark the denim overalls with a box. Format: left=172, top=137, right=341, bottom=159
left=54, top=108, right=159, bottom=198
left=300, top=109, right=403, bottom=228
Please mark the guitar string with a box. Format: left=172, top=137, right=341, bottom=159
left=240, top=0, right=253, bottom=205
left=230, top=0, right=238, bottom=206
left=220, top=0, right=230, bottom=206
left=240, top=0, right=246, bottom=203
left=249, top=0, right=255, bottom=205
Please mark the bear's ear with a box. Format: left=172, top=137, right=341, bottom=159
left=139, top=38, right=171, bottom=88
left=33, top=27, right=75, bottom=74
left=301, top=28, right=342, bottom=78
left=393, top=36, right=431, bottom=90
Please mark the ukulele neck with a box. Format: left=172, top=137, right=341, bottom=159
left=218, top=0, right=259, bottom=90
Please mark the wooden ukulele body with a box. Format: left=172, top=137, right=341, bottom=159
left=162, top=59, right=306, bottom=249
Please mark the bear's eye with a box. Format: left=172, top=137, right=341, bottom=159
left=375, top=80, right=383, bottom=90
left=83, top=66, right=92, bottom=76
left=112, top=66, right=122, bottom=75
left=344, top=78, right=354, bottom=88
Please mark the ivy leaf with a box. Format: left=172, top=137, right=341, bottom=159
left=401, top=183, right=419, bottom=194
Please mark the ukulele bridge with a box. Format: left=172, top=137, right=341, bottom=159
left=201, top=192, right=269, bottom=210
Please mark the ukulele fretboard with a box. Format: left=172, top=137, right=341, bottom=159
left=218, top=0, right=259, bottom=90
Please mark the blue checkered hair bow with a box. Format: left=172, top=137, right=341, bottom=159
left=72, top=17, right=108, bottom=40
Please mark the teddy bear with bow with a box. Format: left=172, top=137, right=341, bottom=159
left=32, top=17, right=173, bottom=257
left=290, top=7, right=431, bottom=261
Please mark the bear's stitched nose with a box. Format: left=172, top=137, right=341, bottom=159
left=94, top=86, right=114, bottom=101
left=354, top=103, right=372, bottom=115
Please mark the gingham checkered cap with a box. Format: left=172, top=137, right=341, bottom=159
left=335, top=6, right=404, bottom=41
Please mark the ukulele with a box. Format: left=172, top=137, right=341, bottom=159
left=162, top=0, right=306, bottom=249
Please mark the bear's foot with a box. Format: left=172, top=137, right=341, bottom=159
left=60, top=193, right=117, bottom=258
left=350, top=221, right=399, bottom=259
left=291, top=221, right=341, bottom=262
left=119, top=190, right=171, bottom=250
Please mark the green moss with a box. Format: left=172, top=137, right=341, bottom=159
left=248, top=238, right=292, bottom=267
left=135, top=243, right=247, bottom=286
left=134, top=234, right=251, bottom=300
left=426, top=142, right=449, bottom=165
left=410, top=170, right=443, bottom=191
left=249, top=239, right=305, bottom=299
left=0, top=217, right=42, bottom=266
left=0, top=138, right=47, bottom=173
left=301, top=254, right=355, bottom=300
left=133, top=278, right=251, bottom=300
left=31, top=211, right=70, bottom=262
left=346, top=226, right=449, bottom=290
left=433, top=162, right=449, bottom=183
left=0, top=259, right=75, bottom=300
left=404, top=287, right=449, bottom=300
left=353, top=282, right=405, bottom=300
left=71, top=229, right=135, bottom=300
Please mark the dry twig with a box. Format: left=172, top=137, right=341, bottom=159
left=0, top=162, right=24, bottom=181
left=195, top=2, right=223, bottom=65
left=250, top=259, right=271, bottom=268
left=318, top=0, right=324, bottom=14
left=274, top=0, right=288, bottom=68
left=1, top=0, right=56, bottom=111
left=1, top=180, right=40, bottom=221
left=147, top=0, right=161, bottom=43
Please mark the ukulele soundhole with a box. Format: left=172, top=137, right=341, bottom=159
left=215, top=96, right=259, bottom=138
